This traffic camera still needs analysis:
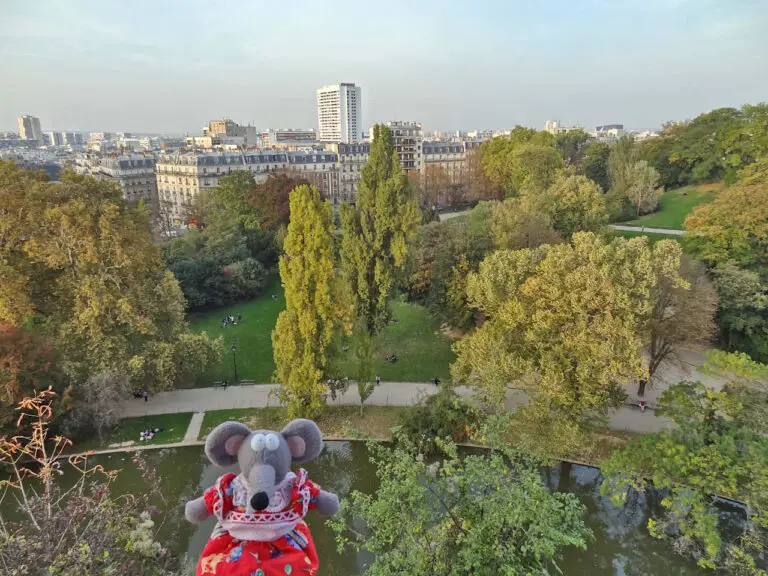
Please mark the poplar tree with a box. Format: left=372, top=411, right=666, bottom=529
left=339, top=124, right=420, bottom=336
left=272, top=185, right=341, bottom=417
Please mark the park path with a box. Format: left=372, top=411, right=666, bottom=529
left=609, top=224, right=686, bottom=236
left=119, top=349, right=730, bottom=437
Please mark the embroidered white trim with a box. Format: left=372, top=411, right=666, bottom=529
left=211, top=469, right=312, bottom=542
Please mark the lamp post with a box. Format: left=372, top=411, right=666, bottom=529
left=231, top=342, right=238, bottom=384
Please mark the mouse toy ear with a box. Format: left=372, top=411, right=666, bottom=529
left=205, top=421, right=250, bottom=467
left=281, top=419, right=323, bottom=463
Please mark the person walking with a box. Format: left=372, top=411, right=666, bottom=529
left=433, top=377, right=440, bottom=387
left=375, top=375, right=381, bottom=387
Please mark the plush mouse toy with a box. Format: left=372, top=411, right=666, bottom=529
left=185, top=419, right=340, bottom=576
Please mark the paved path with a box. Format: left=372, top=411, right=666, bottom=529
left=119, top=350, right=734, bottom=436
left=610, top=224, right=686, bottom=236
left=184, top=412, right=206, bottom=442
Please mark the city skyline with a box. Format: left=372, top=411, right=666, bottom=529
left=1, top=0, right=767, bottom=134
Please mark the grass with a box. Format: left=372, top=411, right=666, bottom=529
left=73, top=412, right=193, bottom=452
left=331, top=300, right=457, bottom=382
left=187, top=275, right=285, bottom=386
left=189, top=285, right=455, bottom=385
left=200, top=406, right=411, bottom=440
left=623, top=182, right=722, bottom=229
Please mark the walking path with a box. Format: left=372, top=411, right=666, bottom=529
left=184, top=412, right=205, bottom=442
left=610, top=224, right=686, bottom=236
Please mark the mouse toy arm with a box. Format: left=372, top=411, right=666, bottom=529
left=314, top=489, right=340, bottom=517
left=185, top=495, right=211, bottom=523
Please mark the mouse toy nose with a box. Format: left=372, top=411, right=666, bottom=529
left=251, top=492, right=269, bottom=511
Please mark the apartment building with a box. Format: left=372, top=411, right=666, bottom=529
left=593, top=124, right=625, bottom=142
left=317, top=83, right=361, bottom=143
left=423, top=141, right=468, bottom=183
left=156, top=150, right=340, bottom=221
left=332, top=143, right=370, bottom=204
left=375, top=121, right=423, bottom=172
left=263, top=128, right=317, bottom=148
left=74, top=152, right=157, bottom=203
left=17, top=115, right=43, bottom=142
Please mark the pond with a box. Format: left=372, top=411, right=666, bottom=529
left=68, top=442, right=702, bottom=575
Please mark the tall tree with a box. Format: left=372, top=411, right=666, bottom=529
left=491, top=196, right=560, bottom=251
left=555, top=128, right=593, bottom=168
left=340, top=124, right=420, bottom=336
left=453, top=233, right=655, bottom=459
left=608, top=134, right=639, bottom=193
left=583, top=141, right=611, bottom=192
left=272, top=185, right=347, bottom=417
left=637, top=248, right=718, bottom=396
left=625, top=160, right=662, bottom=216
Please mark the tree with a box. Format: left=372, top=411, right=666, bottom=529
left=0, top=325, right=60, bottom=427
left=625, top=160, right=662, bottom=216
left=250, top=172, right=309, bottom=230
left=480, top=128, right=559, bottom=196
left=601, top=355, right=768, bottom=572
left=60, top=371, right=131, bottom=439
left=608, top=135, right=639, bottom=193
left=0, top=168, right=221, bottom=395
left=0, top=389, right=182, bottom=574
left=340, top=124, right=420, bottom=336
left=637, top=248, right=718, bottom=396
left=540, top=174, right=607, bottom=238
left=330, top=438, right=590, bottom=575
left=463, top=147, right=500, bottom=201
left=491, top=196, right=560, bottom=251
left=639, top=104, right=768, bottom=188
left=583, top=141, right=611, bottom=192
left=711, top=263, right=768, bottom=362
left=272, top=185, right=344, bottom=417
left=421, top=164, right=451, bottom=206
left=452, top=233, right=655, bottom=459
left=684, top=158, right=768, bottom=268
left=355, top=327, right=375, bottom=416
left=555, top=128, right=593, bottom=169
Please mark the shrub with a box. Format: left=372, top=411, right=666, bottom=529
left=401, top=386, right=481, bottom=451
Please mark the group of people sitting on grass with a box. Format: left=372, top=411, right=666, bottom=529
left=384, top=353, right=399, bottom=364
left=139, top=428, right=163, bottom=441
left=221, top=314, right=241, bottom=328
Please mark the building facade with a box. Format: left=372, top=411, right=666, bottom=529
left=334, top=143, right=370, bottom=204
left=156, top=150, right=340, bottom=221
left=74, top=152, right=157, bottom=203
left=17, top=115, right=43, bottom=142
left=593, top=124, right=625, bottom=142
left=317, top=83, right=361, bottom=143
left=375, top=121, right=423, bottom=172
left=263, top=128, right=317, bottom=148
left=423, top=141, right=468, bottom=183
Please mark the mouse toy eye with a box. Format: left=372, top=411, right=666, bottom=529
left=250, top=434, right=266, bottom=451
left=265, top=433, right=280, bottom=451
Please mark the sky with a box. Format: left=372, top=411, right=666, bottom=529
left=1, top=0, right=767, bottom=134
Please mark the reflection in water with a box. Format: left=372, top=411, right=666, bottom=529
left=84, top=442, right=701, bottom=575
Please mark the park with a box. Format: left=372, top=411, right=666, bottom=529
left=1, top=106, right=767, bottom=575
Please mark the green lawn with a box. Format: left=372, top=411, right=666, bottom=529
left=624, top=183, right=721, bottom=229
left=331, top=300, right=457, bottom=382
left=188, top=275, right=285, bottom=385
left=200, top=406, right=410, bottom=440
left=188, top=278, right=454, bottom=385
left=73, top=412, right=193, bottom=452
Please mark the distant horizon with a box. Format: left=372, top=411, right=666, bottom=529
left=2, top=1, right=766, bottom=134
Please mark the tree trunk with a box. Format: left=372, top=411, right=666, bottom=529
left=637, top=378, right=648, bottom=397
left=557, top=461, right=572, bottom=493
left=360, top=402, right=363, bottom=418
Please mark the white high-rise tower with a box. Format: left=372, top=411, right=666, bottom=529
left=317, top=83, right=361, bottom=143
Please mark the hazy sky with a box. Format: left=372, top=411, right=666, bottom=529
left=1, top=0, right=767, bottom=134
